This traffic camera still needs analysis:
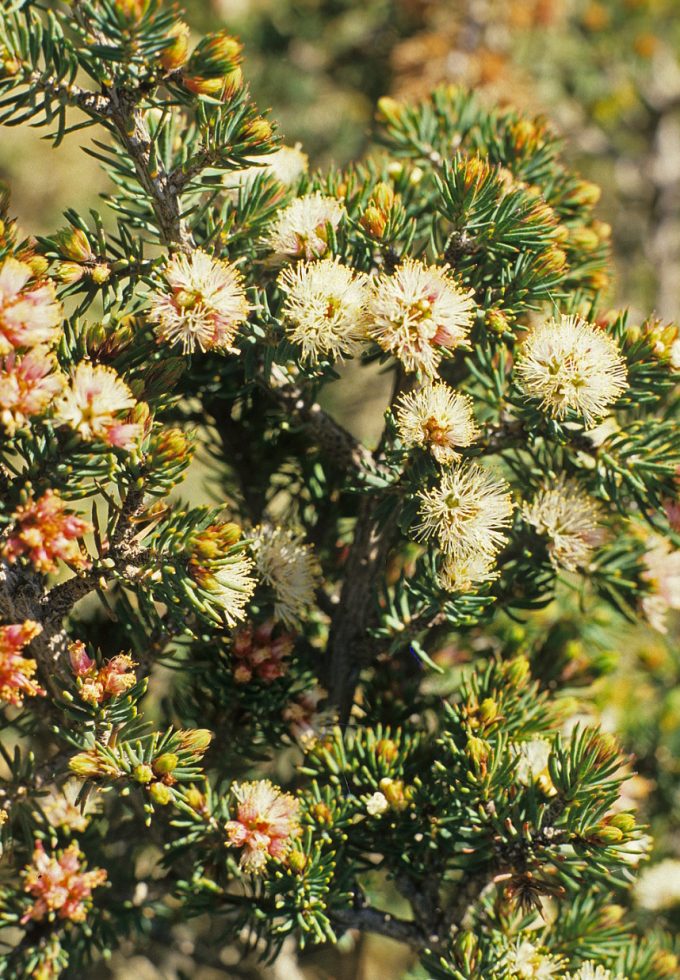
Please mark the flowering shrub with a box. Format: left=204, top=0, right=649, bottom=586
left=0, top=1, right=679, bottom=977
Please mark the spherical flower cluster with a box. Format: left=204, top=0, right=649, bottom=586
left=515, top=314, right=628, bottom=425
left=264, top=192, right=345, bottom=260
left=507, top=939, right=563, bottom=978
left=149, top=250, right=250, bottom=354
left=0, top=347, right=64, bottom=434
left=634, top=858, right=680, bottom=911
left=188, top=523, right=256, bottom=628
left=231, top=620, right=295, bottom=684
left=0, top=256, right=62, bottom=354
left=415, top=463, right=514, bottom=564
left=437, top=551, right=499, bottom=594
left=522, top=477, right=607, bottom=571
left=364, top=791, right=389, bottom=816
left=277, top=257, right=370, bottom=363
left=21, top=840, right=107, bottom=924
left=640, top=538, right=680, bottom=634
left=68, top=640, right=137, bottom=705
left=395, top=381, right=478, bottom=463
left=39, top=781, right=98, bottom=833
left=368, top=258, right=475, bottom=376
left=224, top=779, right=300, bottom=873
left=251, top=525, right=321, bottom=628
left=2, top=490, right=92, bottom=573
left=54, top=362, right=141, bottom=450
left=566, top=965, right=617, bottom=980
left=0, top=620, right=44, bottom=706
left=226, top=143, right=308, bottom=192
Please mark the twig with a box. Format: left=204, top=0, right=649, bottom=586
left=331, top=905, right=427, bottom=950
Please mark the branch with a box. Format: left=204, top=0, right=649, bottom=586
left=263, top=378, right=380, bottom=475
left=331, top=906, right=428, bottom=950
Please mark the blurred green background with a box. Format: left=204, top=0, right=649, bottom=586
left=2, top=1, right=679, bottom=976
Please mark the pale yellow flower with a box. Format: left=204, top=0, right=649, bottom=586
left=415, top=463, right=514, bottom=559
left=251, top=525, right=321, bottom=628
left=264, top=192, right=344, bottom=260
left=277, top=257, right=370, bottom=363
left=395, top=382, right=478, bottom=463
left=437, top=551, right=499, bottom=593
left=54, top=362, right=139, bottom=448
left=515, top=314, right=627, bottom=425
left=368, top=258, right=475, bottom=375
left=149, top=250, right=250, bottom=354
left=523, top=477, right=607, bottom=571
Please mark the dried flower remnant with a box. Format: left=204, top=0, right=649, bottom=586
left=149, top=250, right=250, bottom=354
left=21, top=841, right=107, bottom=923
left=641, top=538, right=680, bottom=634
left=395, top=381, right=478, bottom=463
left=232, top=620, right=295, bottom=683
left=2, top=490, right=92, bottom=573
left=515, top=314, right=628, bottom=425
left=0, top=256, right=62, bottom=354
left=264, top=192, right=344, bottom=260
left=55, top=362, right=141, bottom=450
left=68, top=641, right=137, bottom=706
left=225, top=780, right=300, bottom=873
left=277, top=257, right=370, bottom=363
left=0, top=621, right=44, bottom=706
left=251, top=525, right=321, bottom=628
left=416, top=463, right=514, bottom=560
left=0, top=347, right=64, bottom=434
left=282, top=686, right=329, bottom=746
left=188, top=523, right=256, bottom=627
left=523, top=477, right=607, bottom=571
left=368, top=258, right=475, bottom=376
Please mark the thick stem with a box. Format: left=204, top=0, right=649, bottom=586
left=331, top=906, right=427, bottom=950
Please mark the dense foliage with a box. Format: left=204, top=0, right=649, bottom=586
left=0, top=1, right=679, bottom=976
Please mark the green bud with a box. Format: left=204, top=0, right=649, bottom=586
left=479, top=698, right=499, bottom=725
left=149, top=782, right=172, bottom=805
left=152, top=753, right=179, bottom=776
left=608, top=812, right=636, bottom=833
left=132, top=764, right=154, bottom=784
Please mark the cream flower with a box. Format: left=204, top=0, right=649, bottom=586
left=149, top=250, right=250, bottom=354
left=515, top=314, right=627, bottom=425
left=641, top=538, right=680, bottom=634
left=189, top=552, right=257, bottom=628
left=634, top=859, right=680, bottom=911
left=277, top=257, right=369, bottom=363
left=226, top=143, right=308, bottom=192
left=522, top=477, right=607, bottom=571
left=415, top=463, right=514, bottom=559
left=509, top=940, right=563, bottom=979
left=368, top=258, right=475, bottom=376
left=0, top=346, right=64, bottom=434
left=0, top=257, right=62, bottom=354
left=54, top=362, right=139, bottom=448
left=365, top=792, right=389, bottom=816
left=395, top=382, right=478, bottom=463
left=566, top=965, right=618, bottom=980
left=438, top=551, right=499, bottom=593
left=264, top=192, right=344, bottom=260
left=251, top=525, right=321, bottom=628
